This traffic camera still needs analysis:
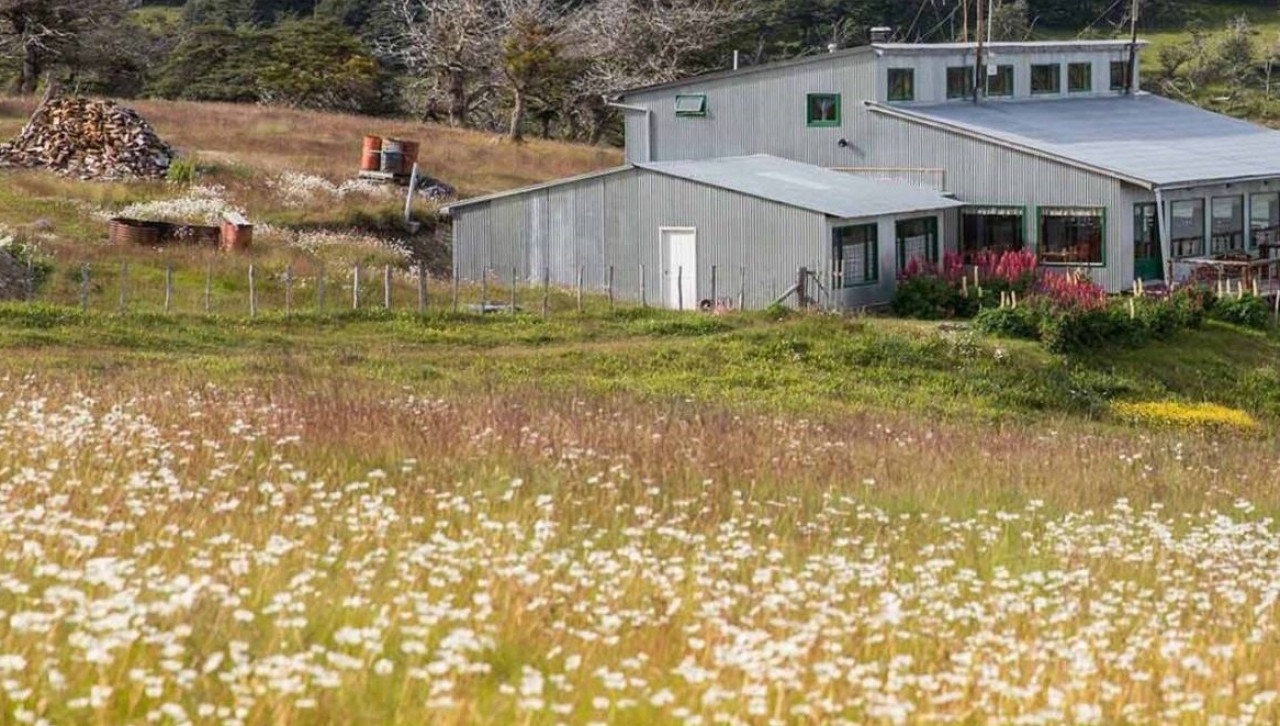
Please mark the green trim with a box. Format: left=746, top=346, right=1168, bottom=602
left=1030, top=63, right=1062, bottom=95
left=806, top=93, right=842, bottom=127
left=1035, top=205, right=1107, bottom=267
left=833, top=223, right=879, bottom=287
left=985, top=65, right=1015, bottom=97
left=887, top=68, right=915, bottom=102
left=958, top=204, right=1029, bottom=256
left=894, top=216, right=940, bottom=272
left=1067, top=62, right=1092, bottom=93
left=945, top=66, right=971, bottom=100
left=674, top=94, right=707, bottom=117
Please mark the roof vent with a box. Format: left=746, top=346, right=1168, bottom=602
left=869, top=27, right=892, bottom=43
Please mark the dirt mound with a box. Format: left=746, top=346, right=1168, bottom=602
left=0, top=97, right=174, bottom=180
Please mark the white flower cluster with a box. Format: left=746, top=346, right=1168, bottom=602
left=268, top=172, right=389, bottom=208
left=106, top=185, right=249, bottom=226
left=0, top=384, right=1275, bottom=725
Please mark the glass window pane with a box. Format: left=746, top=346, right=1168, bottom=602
left=961, top=207, right=1025, bottom=261
left=1250, top=192, right=1280, bottom=249
left=1110, top=61, right=1129, bottom=91
left=1031, top=64, right=1061, bottom=94
left=1039, top=208, right=1104, bottom=265
left=1068, top=62, right=1092, bottom=92
left=888, top=68, right=914, bottom=101
left=986, top=65, right=1014, bottom=97
left=896, top=217, right=938, bottom=271
left=1210, top=196, right=1245, bottom=254
left=807, top=94, right=841, bottom=126
left=946, top=67, right=971, bottom=99
left=674, top=95, right=706, bottom=116
left=833, top=224, right=878, bottom=287
left=1170, top=200, right=1205, bottom=258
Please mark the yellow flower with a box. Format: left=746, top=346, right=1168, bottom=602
left=1111, top=401, right=1258, bottom=432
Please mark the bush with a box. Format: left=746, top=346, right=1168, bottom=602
left=1169, top=286, right=1215, bottom=329
left=1211, top=294, right=1270, bottom=330
left=891, top=274, right=976, bottom=320
left=973, top=305, right=1039, bottom=340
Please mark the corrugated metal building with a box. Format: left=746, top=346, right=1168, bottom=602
left=444, top=155, right=961, bottom=309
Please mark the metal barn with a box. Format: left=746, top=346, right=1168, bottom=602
left=444, top=155, right=961, bottom=310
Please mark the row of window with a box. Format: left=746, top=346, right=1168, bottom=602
left=832, top=217, right=939, bottom=288
left=958, top=207, right=1106, bottom=265
left=1147, top=193, right=1280, bottom=259
left=676, top=92, right=847, bottom=127
left=888, top=61, right=1133, bottom=102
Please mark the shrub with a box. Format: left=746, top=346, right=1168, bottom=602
left=1111, top=400, right=1258, bottom=433
left=1169, top=286, right=1215, bottom=329
left=1211, top=294, right=1270, bottom=330
left=973, top=305, right=1039, bottom=340
left=167, top=155, right=199, bottom=185
left=891, top=274, right=976, bottom=320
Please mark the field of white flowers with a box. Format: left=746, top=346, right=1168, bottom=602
left=0, top=376, right=1278, bottom=725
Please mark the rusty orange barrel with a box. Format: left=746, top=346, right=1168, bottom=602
left=361, top=135, right=383, bottom=172
left=399, top=139, right=420, bottom=176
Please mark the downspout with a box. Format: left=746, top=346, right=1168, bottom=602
left=605, top=97, right=652, bottom=163
left=1154, top=186, right=1172, bottom=283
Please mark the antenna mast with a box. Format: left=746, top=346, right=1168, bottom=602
left=1126, top=0, right=1140, bottom=94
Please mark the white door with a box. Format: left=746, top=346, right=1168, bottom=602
left=662, top=228, right=697, bottom=310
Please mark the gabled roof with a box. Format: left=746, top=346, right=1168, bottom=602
left=615, top=47, right=874, bottom=99
left=869, top=94, right=1280, bottom=188
left=443, top=155, right=961, bottom=219
left=636, top=155, right=961, bottom=218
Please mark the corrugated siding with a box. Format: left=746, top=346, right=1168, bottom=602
left=866, top=115, right=1136, bottom=291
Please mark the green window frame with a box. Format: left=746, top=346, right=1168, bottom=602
left=1031, top=64, right=1061, bottom=94
left=946, top=66, right=972, bottom=99
left=1110, top=61, right=1130, bottom=91
left=833, top=224, right=878, bottom=287
left=896, top=217, right=939, bottom=271
left=806, top=93, right=842, bottom=127
left=1170, top=199, right=1205, bottom=258
left=985, top=65, right=1014, bottom=97
left=1068, top=62, right=1092, bottom=93
left=674, top=94, right=707, bottom=117
left=1250, top=192, right=1280, bottom=249
left=887, top=68, right=915, bottom=102
left=1038, top=207, right=1106, bottom=266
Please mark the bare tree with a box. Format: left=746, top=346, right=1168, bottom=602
left=0, top=0, right=130, bottom=95
left=497, top=0, right=566, bottom=142
left=386, top=0, right=502, bottom=128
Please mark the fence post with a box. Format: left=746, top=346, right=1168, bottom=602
left=481, top=268, right=489, bottom=311
left=576, top=266, right=584, bottom=313
left=318, top=263, right=327, bottom=313
left=452, top=270, right=460, bottom=313
left=352, top=263, right=361, bottom=310
left=204, top=259, right=213, bottom=314
left=384, top=264, right=393, bottom=310
left=510, top=266, right=517, bottom=313
left=285, top=264, right=294, bottom=316
left=164, top=263, right=173, bottom=313
left=738, top=266, right=746, bottom=311
left=607, top=266, right=615, bottom=311
left=249, top=264, right=258, bottom=317
left=417, top=261, right=426, bottom=313
left=25, top=256, right=33, bottom=303
left=677, top=266, right=684, bottom=311
left=119, top=262, right=129, bottom=314
left=80, top=263, right=90, bottom=313
left=542, top=267, right=550, bottom=317
left=640, top=264, right=647, bottom=308
left=710, top=265, right=717, bottom=309
left=797, top=267, right=808, bottom=309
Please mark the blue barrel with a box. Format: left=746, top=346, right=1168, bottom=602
left=380, top=138, right=404, bottom=174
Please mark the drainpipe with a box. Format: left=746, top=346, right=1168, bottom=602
left=1154, top=186, right=1172, bottom=283
left=604, top=97, right=652, bottom=163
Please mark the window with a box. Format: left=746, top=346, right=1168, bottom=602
left=1170, top=199, right=1205, bottom=258
left=1039, top=207, right=1104, bottom=265
left=961, top=206, right=1025, bottom=261
left=674, top=94, right=707, bottom=117
left=1134, top=203, right=1160, bottom=260
left=1250, top=192, right=1280, bottom=249
left=1068, top=62, right=1092, bottom=93
left=833, top=224, right=878, bottom=287
left=985, top=65, right=1014, bottom=97
left=946, top=66, right=972, bottom=99
left=1031, top=64, right=1061, bottom=94
left=1210, top=196, right=1245, bottom=254
left=896, top=217, right=939, bottom=271
left=807, top=93, right=841, bottom=127
left=1110, top=61, right=1130, bottom=91
left=887, top=68, right=915, bottom=102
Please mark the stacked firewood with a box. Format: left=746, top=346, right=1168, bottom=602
left=0, top=97, right=174, bottom=180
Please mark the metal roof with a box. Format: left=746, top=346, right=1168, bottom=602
left=872, top=40, right=1145, bottom=53
left=441, top=166, right=630, bottom=214
left=873, top=94, right=1280, bottom=188
left=638, top=155, right=962, bottom=218
left=616, top=47, right=874, bottom=99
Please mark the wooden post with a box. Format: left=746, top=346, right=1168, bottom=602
left=739, top=266, right=746, bottom=311
left=576, top=266, right=584, bottom=312
left=164, top=263, right=173, bottom=313
left=481, top=268, right=489, bottom=310
left=510, top=266, right=517, bottom=313
left=205, top=259, right=213, bottom=314
left=677, top=266, right=684, bottom=311
left=119, top=262, right=129, bottom=314
left=417, top=261, right=426, bottom=312
left=607, top=266, right=614, bottom=311
left=352, top=263, right=361, bottom=310
left=541, top=267, right=550, bottom=317
left=451, top=270, right=460, bottom=313
left=285, top=264, right=294, bottom=315
left=710, top=265, right=717, bottom=310
left=384, top=264, right=393, bottom=310
left=640, top=265, right=647, bottom=308
left=248, top=264, right=258, bottom=317
left=1129, top=297, right=1136, bottom=319
left=318, top=263, right=327, bottom=313
left=79, top=263, right=90, bottom=313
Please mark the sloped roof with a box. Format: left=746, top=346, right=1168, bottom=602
left=638, top=155, right=961, bottom=218
left=444, top=155, right=961, bottom=219
left=872, top=94, right=1280, bottom=188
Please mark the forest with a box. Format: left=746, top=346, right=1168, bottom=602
left=0, top=0, right=1277, bottom=143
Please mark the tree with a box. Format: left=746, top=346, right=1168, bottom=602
left=385, top=0, right=502, bottom=128
left=989, top=1, right=1033, bottom=42
left=256, top=17, right=387, bottom=112
left=498, top=0, right=565, bottom=142
left=149, top=25, right=264, bottom=102
left=0, top=0, right=132, bottom=95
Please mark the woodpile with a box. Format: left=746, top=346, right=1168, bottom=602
left=0, top=97, right=173, bottom=180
